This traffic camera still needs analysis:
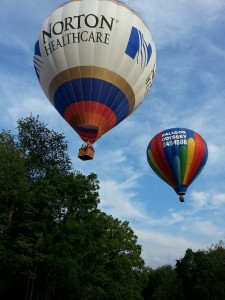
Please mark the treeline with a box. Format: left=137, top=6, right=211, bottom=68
left=142, top=241, right=225, bottom=300
left=0, top=116, right=225, bottom=299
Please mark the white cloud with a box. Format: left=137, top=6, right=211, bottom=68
left=169, top=211, right=184, bottom=224
left=213, top=193, right=225, bottom=206
left=189, top=220, right=222, bottom=239
left=189, top=191, right=225, bottom=212
left=6, top=96, right=55, bottom=124
left=210, top=44, right=225, bottom=60
left=0, top=71, right=57, bottom=129
left=99, top=176, right=145, bottom=220
left=135, top=228, right=201, bottom=268
left=190, top=191, right=210, bottom=210
left=205, top=144, right=225, bottom=177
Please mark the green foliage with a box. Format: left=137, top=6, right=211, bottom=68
left=0, top=131, right=28, bottom=233
left=142, top=265, right=184, bottom=300
left=0, top=116, right=148, bottom=300
left=175, top=242, right=225, bottom=300
left=17, top=115, right=71, bottom=179
left=143, top=242, right=225, bottom=300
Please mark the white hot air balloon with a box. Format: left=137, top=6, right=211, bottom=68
left=34, top=0, right=156, bottom=160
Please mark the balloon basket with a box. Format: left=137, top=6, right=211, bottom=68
left=78, top=145, right=94, bottom=161
left=179, top=195, right=185, bottom=202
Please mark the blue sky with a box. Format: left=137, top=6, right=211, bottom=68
left=1, top=0, right=225, bottom=268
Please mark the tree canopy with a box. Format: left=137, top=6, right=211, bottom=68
left=0, top=116, right=148, bottom=300
left=175, top=241, right=225, bottom=300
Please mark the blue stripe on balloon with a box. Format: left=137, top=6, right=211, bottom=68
left=125, top=27, right=139, bottom=59
left=76, top=126, right=98, bottom=134
left=34, top=67, right=40, bottom=81
left=53, top=78, right=130, bottom=124
left=174, top=156, right=181, bottom=185
left=125, top=27, right=152, bottom=67
left=185, top=129, right=194, bottom=139
left=163, top=145, right=178, bottom=184
left=34, top=41, right=41, bottom=57
left=146, top=44, right=152, bottom=65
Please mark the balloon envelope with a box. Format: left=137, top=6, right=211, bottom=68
left=147, top=128, right=208, bottom=197
left=34, top=0, right=156, bottom=144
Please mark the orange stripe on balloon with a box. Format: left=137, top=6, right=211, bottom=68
left=64, top=102, right=117, bottom=142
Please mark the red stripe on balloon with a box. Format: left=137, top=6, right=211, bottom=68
left=64, top=102, right=115, bottom=121
left=151, top=133, right=177, bottom=187
left=185, top=133, right=206, bottom=185
left=64, top=101, right=117, bottom=143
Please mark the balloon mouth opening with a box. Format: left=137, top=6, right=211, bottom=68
left=76, top=123, right=99, bottom=144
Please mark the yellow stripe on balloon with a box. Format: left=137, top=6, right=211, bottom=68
left=183, top=138, right=195, bottom=185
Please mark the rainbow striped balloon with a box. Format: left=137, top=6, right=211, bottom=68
left=147, top=128, right=208, bottom=200
left=34, top=0, right=156, bottom=145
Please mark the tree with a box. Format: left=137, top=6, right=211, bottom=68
left=175, top=242, right=225, bottom=300
left=0, top=116, right=148, bottom=300
left=142, top=265, right=183, bottom=300
left=17, top=115, right=71, bottom=179
left=0, top=131, right=28, bottom=224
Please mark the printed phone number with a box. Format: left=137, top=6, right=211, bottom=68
left=163, top=139, right=187, bottom=148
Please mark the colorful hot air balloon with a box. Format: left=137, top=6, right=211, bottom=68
left=33, top=0, right=156, bottom=160
left=146, top=128, right=208, bottom=202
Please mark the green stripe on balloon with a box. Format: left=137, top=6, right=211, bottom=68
left=180, top=146, right=187, bottom=184
left=174, top=156, right=181, bottom=185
